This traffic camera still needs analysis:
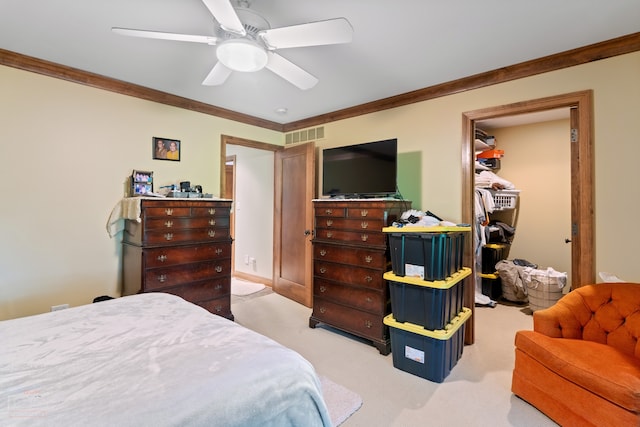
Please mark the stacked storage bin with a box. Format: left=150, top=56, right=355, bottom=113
left=480, top=243, right=510, bottom=300
left=382, top=226, right=472, bottom=383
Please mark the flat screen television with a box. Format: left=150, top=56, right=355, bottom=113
left=322, top=138, right=397, bottom=198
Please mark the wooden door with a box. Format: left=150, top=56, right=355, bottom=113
left=225, top=155, right=236, bottom=274
left=273, top=142, right=315, bottom=306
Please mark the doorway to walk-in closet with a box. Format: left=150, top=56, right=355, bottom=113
left=461, top=90, right=594, bottom=344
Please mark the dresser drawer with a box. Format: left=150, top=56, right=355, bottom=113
left=311, top=297, right=387, bottom=341
left=313, top=243, right=386, bottom=269
left=144, top=216, right=230, bottom=231
left=314, top=228, right=386, bottom=246
left=141, top=228, right=231, bottom=246
left=314, top=206, right=346, bottom=218
left=144, top=259, right=230, bottom=290
left=314, top=278, right=387, bottom=313
left=144, top=206, right=192, bottom=218
left=144, top=243, right=230, bottom=268
left=315, top=217, right=385, bottom=232
left=197, top=297, right=232, bottom=319
left=314, top=260, right=384, bottom=290
left=346, top=207, right=387, bottom=219
left=160, top=277, right=229, bottom=302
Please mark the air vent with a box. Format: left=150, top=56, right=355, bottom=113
left=285, top=126, right=325, bottom=145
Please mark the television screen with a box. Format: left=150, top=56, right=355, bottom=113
left=322, top=139, right=397, bottom=197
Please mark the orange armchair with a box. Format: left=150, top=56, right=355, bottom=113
left=512, top=283, right=640, bottom=427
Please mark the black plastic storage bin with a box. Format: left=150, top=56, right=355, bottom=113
left=384, top=308, right=471, bottom=383
left=383, top=226, right=469, bottom=281
left=384, top=268, right=470, bottom=330
left=481, top=273, right=502, bottom=300
left=481, top=243, right=510, bottom=274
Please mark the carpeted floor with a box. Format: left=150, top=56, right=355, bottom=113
left=231, top=292, right=558, bottom=427
left=231, top=277, right=266, bottom=296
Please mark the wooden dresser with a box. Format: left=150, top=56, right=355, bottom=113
left=309, top=199, right=408, bottom=354
left=122, top=198, right=234, bottom=320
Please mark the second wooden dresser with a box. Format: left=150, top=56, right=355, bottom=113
left=309, top=199, right=408, bottom=354
left=122, top=198, right=234, bottom=320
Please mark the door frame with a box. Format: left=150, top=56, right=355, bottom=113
left=461, top=90, right=595, bottom=344
left=220, top=135, right=282, bottom=284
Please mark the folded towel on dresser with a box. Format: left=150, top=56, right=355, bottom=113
left=106, top=197, right=142, bottom=237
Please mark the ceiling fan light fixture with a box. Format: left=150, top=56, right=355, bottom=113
left=216, top=38, right=268, bottom=72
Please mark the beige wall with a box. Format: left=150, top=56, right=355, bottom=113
left=1, top=50, right=639, bottom=319
left=0, top=65, right=282, bottom=320
left=491, top=120, right=572, bottom=283
left=316, top=51, right=640, bottom=283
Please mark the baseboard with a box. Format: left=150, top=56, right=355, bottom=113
left=233, top=271, right=272, bottom=287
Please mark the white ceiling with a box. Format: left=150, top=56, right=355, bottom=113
left=2, top=0, right=639, bottom=124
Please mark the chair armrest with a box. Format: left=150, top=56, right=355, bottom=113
left=533, top=292, right=588, bottom=339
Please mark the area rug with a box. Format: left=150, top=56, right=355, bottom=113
left=319, top=375, right=363, bottom=426
left=231, top=278, right=266, bottom=296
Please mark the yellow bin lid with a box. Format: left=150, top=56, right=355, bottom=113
left=384, top=307, right=472, bottom=339
left=384, top=267, right=471, bottom=289
left=382, top=225, right=471, bottom=233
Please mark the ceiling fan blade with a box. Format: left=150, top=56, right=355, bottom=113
left=112, top=27, right=218, bottom=45
left=202, top=62, right=233, bottom=86
left=259, top=18, right=353, bottom=50
left=202, top=0, right=246, bottom=36
left=265, top=52, right=318, bottom=90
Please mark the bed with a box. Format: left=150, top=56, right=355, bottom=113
left=0, top=293, right=331, bottom=426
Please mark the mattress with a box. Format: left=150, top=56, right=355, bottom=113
left=0, top=293, right=331, bottom=426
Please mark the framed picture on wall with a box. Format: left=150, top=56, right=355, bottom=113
left=153, top=137, right=180, bottom=161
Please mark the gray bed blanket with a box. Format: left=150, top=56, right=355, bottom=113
left=0, top=293, right=331, bottom=427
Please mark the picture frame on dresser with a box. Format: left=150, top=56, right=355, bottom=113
left=153, top=136, right=181, bottom=161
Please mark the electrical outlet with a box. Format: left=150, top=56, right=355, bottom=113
left=51, top=304, right=69, bottom=312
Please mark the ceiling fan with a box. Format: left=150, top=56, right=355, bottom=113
left=112, top=0, right=353, bottom=90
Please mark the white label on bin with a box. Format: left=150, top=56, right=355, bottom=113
left=405, top=345, right=425, bottom=364
left=405, top=264, right=424, bottom=279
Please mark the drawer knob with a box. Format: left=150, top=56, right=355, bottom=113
left=360, top=210, right=368, bottom=217
left=326, top=219, right=333, bottom=227
left=326, top=232, right=333, bottom=238
left=164, top=220, right=173, bottom=228
left=164, top=233, right=174, bottom=241
left=209, top=219, right=216, bottom=226
left=361, top=221, right=368, bottom=229
left=325, top=209, right=333, bottom=215
left=364, top=275, right=373, bottom=282
left=214, top=304, right=222, bottom=313
left=364, top=320, right=372, bottom=329
left=215, top=284, right=223, bottom=290
left=319, top=307, right=326, bottom=314
left=208, top=208, right=216, bottom=215
left=319, top=249, right=327, bottom=257
left=319, top=286, right=326, bottom=293
left=364, top=255, right=372, bottom=264
left=157, top=254, right=168, bottom=262
left=215, top=248, right=223, bottom=255
left=366, top=296, right=373, bottom=303
left=158, top=274, right=167, bottom=283
left=361, top=234, right=369, bottom=242
left=164, top=208, right=174, bottom=216
left=215, top=266, right=223, bottom=273
left=208, top=230, right=216, bottom=238
left=319, top=267, right=327, bottom=274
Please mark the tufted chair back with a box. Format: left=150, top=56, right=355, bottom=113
left=533, top=283, right=640, bottom=358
